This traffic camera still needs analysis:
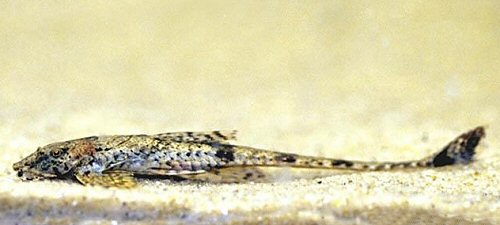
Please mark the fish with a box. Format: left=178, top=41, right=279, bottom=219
left=12, top=126, right=485, bottom=188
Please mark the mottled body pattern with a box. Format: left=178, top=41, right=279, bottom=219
left=13, top=127, right=485, bottom=188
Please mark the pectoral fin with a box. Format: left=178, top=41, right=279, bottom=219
left=75, top=170, right=137, bottom=188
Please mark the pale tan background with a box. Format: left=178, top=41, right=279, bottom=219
left=0, top=1, right=499, bottom=224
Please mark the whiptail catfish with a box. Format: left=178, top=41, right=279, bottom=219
left=13, top=126, right=485, bottom=188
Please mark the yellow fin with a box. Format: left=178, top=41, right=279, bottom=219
left=75, top=170, right=137, bottom=188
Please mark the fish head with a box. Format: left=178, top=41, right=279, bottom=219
left=13, top=137, right=97, bottom=181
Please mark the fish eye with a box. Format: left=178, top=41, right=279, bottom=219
left=50, top=150, right=61, bottom=157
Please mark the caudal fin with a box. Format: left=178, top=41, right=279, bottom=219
left=424, top=126, right=485, bottom=167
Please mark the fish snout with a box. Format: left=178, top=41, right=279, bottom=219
left=12, top=160, right=24, bottom=171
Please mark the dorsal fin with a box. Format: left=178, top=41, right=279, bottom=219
left=153, top=130, right=237, bottom=143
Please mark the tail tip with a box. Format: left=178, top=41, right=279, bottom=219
left=431, top=126, right=485, bottom=167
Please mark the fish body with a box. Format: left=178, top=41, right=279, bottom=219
left=13, top=127, right=485, bottom=188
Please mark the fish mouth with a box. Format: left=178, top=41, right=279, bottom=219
left=15, top=167, right=57, bottom=181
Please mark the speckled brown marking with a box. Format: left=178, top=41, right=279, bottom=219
left=13, top=127, right=486, bottom=188
left=69, top=140, right=95, bottom=159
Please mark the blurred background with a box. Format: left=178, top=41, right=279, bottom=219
left=1, top=1, right=498, bottom=144
left=0, top=1, right=499, bottom=223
